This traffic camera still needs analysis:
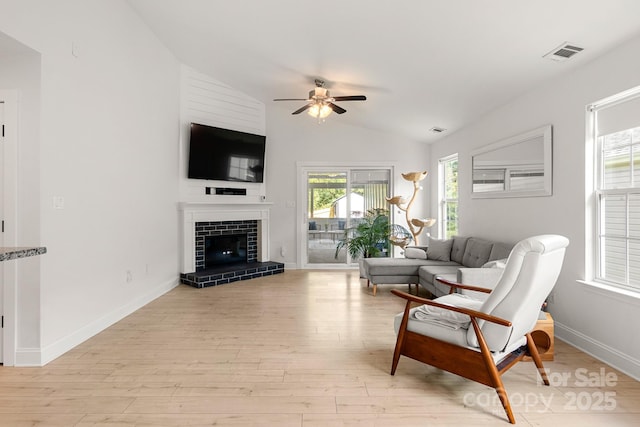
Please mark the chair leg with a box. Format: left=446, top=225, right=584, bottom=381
left=494, top=386, right=515, bottom=424
left=527, top=333, right=550, bottom=386
left=391, top=300, right=412, bottom=375
left=366, top=279, right=370, bottom=288
left=472, top=319, right=516, bottom=424
left=372, top=284, right=377, bottom=296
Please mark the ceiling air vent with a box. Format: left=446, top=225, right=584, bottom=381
left=430, top=126, right=446, bottom=133
left=543, top=42, right=584, bottom=61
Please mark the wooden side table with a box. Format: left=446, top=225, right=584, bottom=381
left=524, top=311, right=554, bottom=362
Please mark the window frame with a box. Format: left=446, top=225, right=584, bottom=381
left=438, top=154, right=458, bottom=239
left=589, top=85, right=640, bottom=293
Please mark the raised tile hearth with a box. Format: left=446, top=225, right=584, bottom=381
left=180, top=261, right=284, bottom=288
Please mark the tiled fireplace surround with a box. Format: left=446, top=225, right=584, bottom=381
left=179, top=203, right=284, bottom=288
left=194, top=220, right=259, bottom=269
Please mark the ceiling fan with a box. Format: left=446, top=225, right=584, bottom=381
left=273, top=79, right=366, bottom=120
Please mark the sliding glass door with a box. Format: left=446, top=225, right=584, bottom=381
left=303, top=167, right=391, bottom=267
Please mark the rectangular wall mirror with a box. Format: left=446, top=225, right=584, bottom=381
left=471, top=125, right=552, bottom=198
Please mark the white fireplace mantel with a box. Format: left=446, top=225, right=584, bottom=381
left=178, top=202, right=271, bottom=273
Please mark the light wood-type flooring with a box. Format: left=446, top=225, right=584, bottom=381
left=1, top=270, right=639, bottom=426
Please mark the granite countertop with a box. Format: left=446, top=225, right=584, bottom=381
left=0, top=247, right=47, bottom=261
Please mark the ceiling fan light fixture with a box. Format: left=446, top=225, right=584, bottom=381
left=274, top=78, right=365, bottom=119
left=312, top=87, right=329, bottom=98
left=307, top=103, right=332, bottom=119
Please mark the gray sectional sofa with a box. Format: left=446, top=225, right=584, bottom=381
left=362, top=236, right=513, bottom=296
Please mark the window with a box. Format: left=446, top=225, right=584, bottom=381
left=590, top=86, right=640, bottom=291
left=439, top=154, right=458, bottom=239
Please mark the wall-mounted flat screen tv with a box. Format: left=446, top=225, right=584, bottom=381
left=187, top=123, right=266, bottom=183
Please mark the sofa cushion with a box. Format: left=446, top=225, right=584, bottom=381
left=365, top=257, right=431, bottom=277
left=426, top=237, right=453, bottom=261
left=418, top=265, right=461, bottom=287
left=450, top=236, right=469, bottom=264
left=461, top=238, right=494, bottom=267
left=489, top=243, right=512, bottom=261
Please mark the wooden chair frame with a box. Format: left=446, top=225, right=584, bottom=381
left=391, top=278, right=550, bottom=424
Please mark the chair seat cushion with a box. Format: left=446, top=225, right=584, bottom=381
left=394, top=294, right=485, bottom=347
left=395, top=308, right=469, bottom=347
left=416, top=294, right=484, bottom=324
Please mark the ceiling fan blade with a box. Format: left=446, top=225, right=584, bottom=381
left=328, top=103, right=347, bottom=114
left=292, top=104, right=313, bottom=115
left=274, top=98, right=309, bottom=101
left=332, top=95, right=367, bottom=101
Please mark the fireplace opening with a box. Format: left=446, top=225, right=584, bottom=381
left=205, top=234, right=248, bottom=269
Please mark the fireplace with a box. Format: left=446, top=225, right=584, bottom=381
left=205, top=234, right=248, bottom=268
left=179, top=203, right=284, bottom=288
left=194, top=220, right=258, bottom=271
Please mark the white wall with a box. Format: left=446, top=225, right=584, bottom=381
left=429, top=34, right=640, bottom=379
left=0, top=0, right=181, bottom=365
left=178, top=66, right=266, bottom=203
left=265, top=106, right=430, bottom=267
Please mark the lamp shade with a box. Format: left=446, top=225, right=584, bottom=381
left=308, top=103, right=332, bottom=119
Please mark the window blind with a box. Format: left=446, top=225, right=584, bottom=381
left=596, top=93, right=640, bottom=136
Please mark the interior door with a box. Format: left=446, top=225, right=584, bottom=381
left=0, top=100, right=5, bottom=363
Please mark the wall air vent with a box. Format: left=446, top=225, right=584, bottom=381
left=543, top=42, right=584, bottom=61
left=430, top=126, right=446, bottom=133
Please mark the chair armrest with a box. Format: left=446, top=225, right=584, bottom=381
left=390, top=290, right=511, bottom=327
left=435, top=277, right=493, bottom=294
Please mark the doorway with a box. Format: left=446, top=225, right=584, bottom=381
left=0, top=99, right=4, bottom=363
left=299, top=165, right=392, bottom=268
left=0, top=90, right=18, bottom=366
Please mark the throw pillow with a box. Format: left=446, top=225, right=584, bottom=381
left=404, top=247, right=427, bottom=259
left=426, top=237, right=453, bottom=261
left=482, top=258, right=508, bottom=269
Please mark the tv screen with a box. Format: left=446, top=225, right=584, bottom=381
left=187, top=123, right=265, bottom=183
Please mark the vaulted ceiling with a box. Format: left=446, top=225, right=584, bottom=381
left=126, top=0, right=640, bottom=142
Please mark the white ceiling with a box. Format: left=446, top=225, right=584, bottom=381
left=4, top=2, right=640, bottom=142
left=125, top=0, right=640, bottom=142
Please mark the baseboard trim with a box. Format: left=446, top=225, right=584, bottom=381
left=555, top=319, right=640, bottom=381
left=19, top=277, right=180, bottom=367
left=14, top=348, right=42, bottom=367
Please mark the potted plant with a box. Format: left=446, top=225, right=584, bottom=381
left=335, top=208, right=412, bottom=276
